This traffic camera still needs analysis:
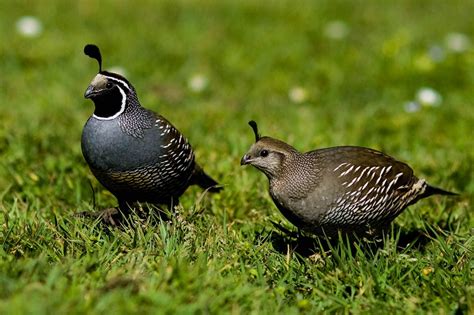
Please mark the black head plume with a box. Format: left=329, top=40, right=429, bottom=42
left=84, top=44, right=102, bottom=72
left=248, top=120, right=261, bottom=142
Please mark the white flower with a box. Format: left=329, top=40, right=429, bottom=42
left=288, top=86, right=308, bottom=104
left=108, top=66, right=127, bottom=77
left=416, top=87, right=442, bottom=107
left=445, top=33, right=471, bottom=53
left=323, top=20, right=349, bottom=40
left=16, top=16, right=43, bottom=38
left=188, top=74, right=208, bottom=93
left=404, top=101, right=421, bottom=113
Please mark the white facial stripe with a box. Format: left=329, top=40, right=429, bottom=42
left=93, top=85, right=126, bottom=120
left=105, top=76, right=131, bottom=91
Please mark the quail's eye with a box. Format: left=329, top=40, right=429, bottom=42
left=106, top=82, right=113, bottom=89
left=260, top=150, right=269, bottom=157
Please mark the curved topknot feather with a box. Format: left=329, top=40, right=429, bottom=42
left=84, top=44, right=102, bottom=72
left=248, top=120, right=260, bottom=142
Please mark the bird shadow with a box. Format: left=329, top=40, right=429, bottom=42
left=258, top=222, right=442, bottom=258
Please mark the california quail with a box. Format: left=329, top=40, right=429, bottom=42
left=241, top=121, right=457, bottom=237
left=81, top=44, right=221, bottom=218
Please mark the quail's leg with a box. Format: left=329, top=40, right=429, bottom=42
left=168, top=197, right=180, bottom=211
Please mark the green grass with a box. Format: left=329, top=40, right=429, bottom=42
left=1, top=0, right=473, bottom=314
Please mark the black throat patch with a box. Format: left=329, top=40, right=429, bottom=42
left=92, top=85, right=125, bottom=119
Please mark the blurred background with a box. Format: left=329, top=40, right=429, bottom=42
left=0, top=0, right=472, bottom=218
left=0, top=1, right=472, bottom=313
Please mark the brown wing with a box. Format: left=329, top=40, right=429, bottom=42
left=305, top=146, right=419, bottom=227
left=322, top=146, right=416, bottom=193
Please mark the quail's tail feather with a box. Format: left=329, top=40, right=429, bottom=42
left=192, top=164, right=223, bottom=193
left=421, top=184, right=458, bottom=199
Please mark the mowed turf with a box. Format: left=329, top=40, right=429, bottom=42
left=0, top=1, right=472, bottom=314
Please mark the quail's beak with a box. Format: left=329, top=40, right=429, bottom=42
left=84, top=85, right=95, bottom=99
left=240, top=154, right=251, bottom=166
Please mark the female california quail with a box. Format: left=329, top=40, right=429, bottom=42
left=241, top=121, right=456, bottom=237
left=81, top=44, right=221, bottom=220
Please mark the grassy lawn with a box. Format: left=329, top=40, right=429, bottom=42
left=1, top=0, right=473, bottom=313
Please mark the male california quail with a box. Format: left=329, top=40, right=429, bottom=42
left=81, top=44, right=221, bottom=219
left=241, top=121, right=456, bottom=237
